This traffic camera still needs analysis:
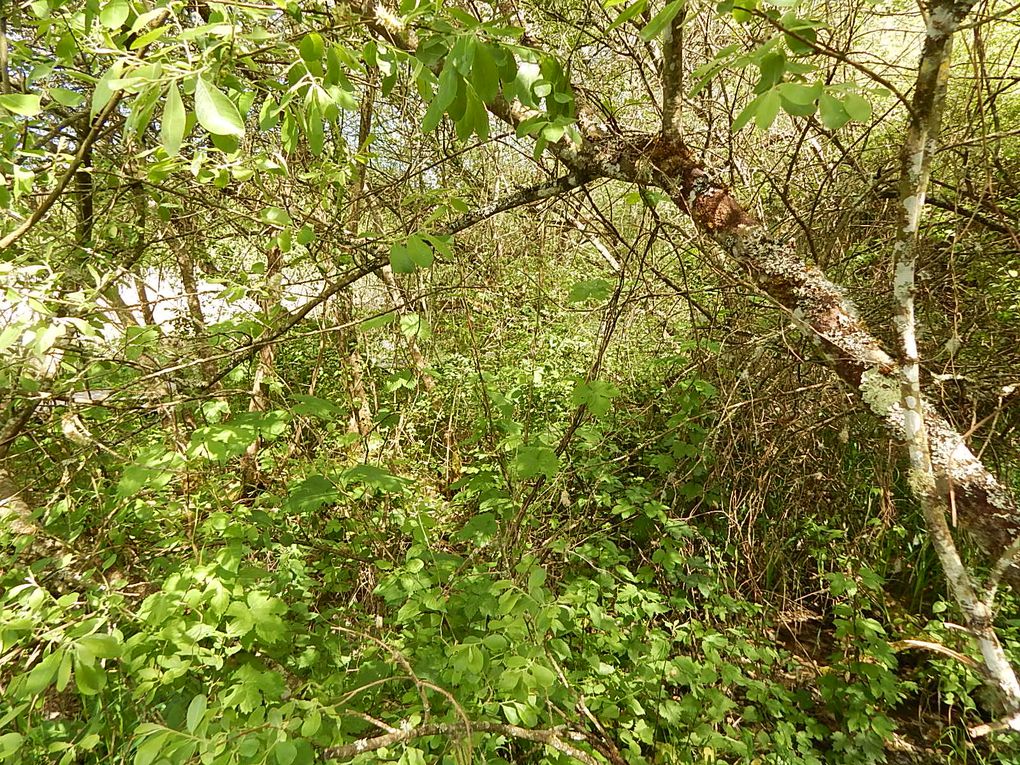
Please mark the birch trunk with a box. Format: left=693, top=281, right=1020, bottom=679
left=888, top=0, right=1020, bottom=725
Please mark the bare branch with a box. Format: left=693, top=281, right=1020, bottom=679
left=322, top=721, right=599, bottom=765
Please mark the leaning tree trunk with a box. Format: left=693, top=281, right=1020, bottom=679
left=360, top=0, right=1020, bottom=584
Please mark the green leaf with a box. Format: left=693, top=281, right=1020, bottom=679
left=568, top=278, right=614, bottom=302
left=0, top=733, right=24, bottom=761
left=514, top=446, right=559, bottom=480
left=56, top=649, right=73, bottom=691
left=0, top=324, right=22, bottom=352
left=842, top=92, right=872, bottom=122
left=360, top=312, right=396, bottom=331
left=471, top=41, right=500, bottom=103
left=261, top=206, right=292, bottom=227
left=299, top=33, right=324, bottom=63
left=399, top=313, right=430, bottom=340
left=273, top=740, right=298, bottom=765
left=782, top=13, right=819, bottom=55
left=0, top=94, right=42, bottom=116
left=571, top=379, right=621, bottom=417
left=91, top=61, right=124, bottom=118
left=49, top=87, right=84, bottom=107
left=344, top=464, right=410, bottom=493
left=640, top=0, right=685, bottom=41
left=100, top=0, right=129, bottom=29
left=406, top=234, right=434, bottom=268
left=608, top=0, right=648, bottom=32
left=133, top=731, right=169, bottom=765
left=818, top=92, right=850, bottom=130
left=755, top=89, right=781, bottom=130
left=24, top=650, right=62, bottom=695
left=424, top=234, right=452, bottom=258
left=186, top=694, right=207, bottom=733
left=78, top=634, right=121, bottom=659
left=757, top=51, right=786, bottom=90
left=306, top=108, right=324, bottom=156
left=301, top=710, right=322, bottom=738
left=731, top=92, right=764, bottom=132
left=131, top=24, right=169, bottom=49
left=780, top=95, right=816, bottom=117
left=194, top=77, right=245, bottom=138
left=290, top=394, right=341, bottom=419
left=422, top=63, right=459, bottom=132
left=777, top=81, right=821, bottom=105
left=531, top=663, right=557, bottom=687
left=74, top=655, right=107, bottom=695
left=390, top=241, right=415, bottom=273
left=161, top=83, right=186, bottom=155
left=286, top=475, right=339, bottom=514
left=466, top=86, right=489, bottom=141
left=248, top=592, right=288, bottom=642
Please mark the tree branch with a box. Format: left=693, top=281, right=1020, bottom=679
left=0, top=95, right=122, bottom=251
left=322, top=721, right=598, bottom=765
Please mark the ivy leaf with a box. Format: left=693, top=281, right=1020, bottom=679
left=568, top=278, right=613, bottom=302
left=194, top=77, right=245, bottom=138
left=0, top=94, right=42, bottom=116
left=572, top=379, right=621, bottom=417
left=161, top=83, right=186, bottom=155
left=514, top=446, right=559, bottom=480
left=640, top=0, right=685, bottom=41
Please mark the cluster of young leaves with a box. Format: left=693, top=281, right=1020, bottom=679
left=693, top=5, right=877, bottom=132
left=411, top=10, right=577, bottom=151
